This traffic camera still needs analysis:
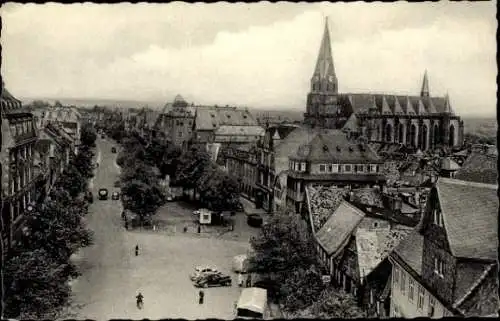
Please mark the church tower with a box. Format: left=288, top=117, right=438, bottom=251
left=304, top=18, right=343, bottom=129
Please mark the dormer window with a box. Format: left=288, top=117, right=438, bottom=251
left=319, top=164, right=326, bottom=173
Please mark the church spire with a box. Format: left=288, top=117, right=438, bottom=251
left=420, top=70, right=430, bottom=97
left=311, top=17, right=338, bottom=94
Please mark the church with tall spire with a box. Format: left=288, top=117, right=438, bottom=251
left=304, top=18, right=464, bottom=151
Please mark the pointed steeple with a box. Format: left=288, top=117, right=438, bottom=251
left=311, top=17, right=338, bottom=94
left=420, top=70, right=430, bottom=97
left=444, top=92, right=454, bottom=114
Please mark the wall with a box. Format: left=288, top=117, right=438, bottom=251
left=390, top=261, right=450, bottom=318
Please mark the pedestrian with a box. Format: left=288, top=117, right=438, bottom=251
left=198, top=290, right=204, bottom=304
left=183, top=226, right=188, bottom=233
left=136, top=292, right=144, bottom=309
left=197, top=225, right=201, bottom=234
left=238, top=273, right=244, bottom=287
left=135, top=244, right=139, bottom=256
left=125, top=220, right=128, bottom=230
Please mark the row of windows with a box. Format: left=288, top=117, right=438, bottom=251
left=10, top=120, right=33, bottom=137
left=432, top=209, right=444, bottom=227
left=393, top=265, right=437, bottom=316
left=289, top=161, right=306, bottom=172
left=319, top=163, right=380, bottom=174
left=175, top=120, right=192, bottom=126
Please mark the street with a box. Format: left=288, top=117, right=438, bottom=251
left=60, top=137, right=253, bottom=320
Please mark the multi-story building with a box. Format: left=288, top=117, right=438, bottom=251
left=134, top=107, right=161, bottom=142
left=155, top=95, right=196, bottom=146
left=224, top=143, right=259, bottom=201
left=0, top=84, right=38, bottom=249
left=36, top=105, right=81, bottom=154
left=285, top=130, right=386, bottom=213
left=388, top=178, right=498, bottom=317
left=33, top=123, right=73, bottom=202
left=303, top=19, right=464, bottom=152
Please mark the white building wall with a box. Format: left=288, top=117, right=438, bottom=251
left=390, top=261, right=451, bottom=318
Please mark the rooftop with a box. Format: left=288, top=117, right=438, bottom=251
left=436, top=178, right=498, bottom=261
left=306, top=184, right=349, bottom=232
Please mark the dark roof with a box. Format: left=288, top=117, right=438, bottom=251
left=393, top=230, right=424, bottom=275
left=315, top=201, right=365, bottom=256
left=436, top=178, right=498, bottom=260
left=1, top=85, right=23, bottom=113
left=453, top=261, right=494, bottom=303
left=273, top=126, right=319, bottom=159
left=290, top=130, right=381, bottom=163
left=195, top=106, right=258, bottom=131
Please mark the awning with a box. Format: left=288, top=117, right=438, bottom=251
left=237, top=287, right=267, bottom=315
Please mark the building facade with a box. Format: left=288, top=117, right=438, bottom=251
left=1, top=85, right=38, bottom=250
left=155, top=95, right=196, bottom=146
left=224, top=143, right=259, bottom=201
left=36, top=105, right=81, bottom=154
left=285, top=130, right=385, bottom=213
left=303, top=19, right=464, bottom=152
left=389, top=178, right=498, bottom=317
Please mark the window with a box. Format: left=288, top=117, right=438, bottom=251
left=319, top=164, right=326, bottom=173
left=332, top=164, right=339, bottom=173
left=328, top=164, right=333, bottom=173
left=409, top=279, right=415, bottom=302
left=300, top=162, right=306, bottom=172
left=417, top=286, right=425, bottom=310
left=370, top=164, right=378, bottom=173
left=434, top=257, right=444, bottom=277
left=369, top=289, right=374, bottom=305
left=400, top=270, right=406, bottom=295
left=393, top=266, right=399, bottom=285
left=428, top=297, right=435, bottom=317
left=344, top=165, right=352, bottom=172
left=357, top=165, right=364, bottom=173
left=433, top=209, right=444, bottom=227
left=178, top=131, right=183, bottom=137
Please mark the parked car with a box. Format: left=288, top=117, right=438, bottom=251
left=194, top=273, right=232, bottom=288
left=247, top=214, right=263, bottom=227
left=111, top=191, right=120, bottom=200
left=190, top=266, right=219, bottom=281
left=98, top=188, right=109, bottom=200
left=85, top=191, right=94, bottom=203
left=111, top=147, right=117, bottom=153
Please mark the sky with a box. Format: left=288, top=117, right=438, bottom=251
left=1, top=1, right=497, bottom=116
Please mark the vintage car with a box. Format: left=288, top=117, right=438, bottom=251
left=194, top=273, right=232, bottom=288
left=190, top=266, right=219, bottom=281
left=111, top=191, right=120, bottom=200
left=111, top=147, right=117, bottom=153
left=247, top=214, right=263, bottom=228
left=98, top=188, right=109, bottom=200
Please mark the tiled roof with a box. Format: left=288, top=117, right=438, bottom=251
left=350, top=188, right=384, bottom=207
left=44, top=107, right=80, bottom=123
left=315, top=201, right=365, bottom=256
left=356, top=227, right=411, bottom=279
left=454, top=152, right=497, bottom=185
left=453, top=262, right=494, bottom=304
left=437, top=178, right=498, bottom=260
left=393, top=230, right=424, bottom=275
left=341, top=113, right=359, bottom=131
left=273, top=126, right=319, bottom=159
left=290, top=130, right=382, bottom=163
left=214, top=125, right=265, bottom=136
left=306, top=184, right=349, bottom=232
left=194, top=106, right=258, bottom=131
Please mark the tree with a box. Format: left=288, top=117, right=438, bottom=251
left=55, top=164, right=86, bottom=198
left=310, top=287, right=367, bottom=318
left=280, top=265, right=325, bottom=312
left=197, top=165, right=241, bottom=211
left=80, top=124, right=97, bottom=147
left=249, top=209, right=317, bottom=274
left=72, top=145, right=95, bottom=178
left=3, top=248, right=74, bottom=319
left=54, top=100, right=63, bottom=107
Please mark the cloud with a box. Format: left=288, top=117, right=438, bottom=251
left=1, top=2, right=496, bottom=116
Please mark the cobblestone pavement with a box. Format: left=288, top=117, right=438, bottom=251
left=60, top=138, right=257, bottom=320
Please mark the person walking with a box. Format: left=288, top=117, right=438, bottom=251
left=135, top=244, right=139, bottom=256
left=136, top=292, right=144, bottom=309
left=198, top=290, right=204, bottom=304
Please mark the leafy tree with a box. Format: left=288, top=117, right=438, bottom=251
left=54, top=100, right=63, bottom=107
left=3, top=248, right=73, bottom=319
left=173, top=147, right=212, bottom=188
left=249, top=209, right=317, bottom=274
left=121, top=178, right=164, bottom=223
left=55, top=164, right=86, bottom=198
left=80, top=124, right=97, bottom=147
left=281, top=265, right=325, bottom=312
left=310, top=287, right=367, bottom=318
left=198, top=165, right=241, bottom=211
left=72, top=145, right=95, bottom=178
